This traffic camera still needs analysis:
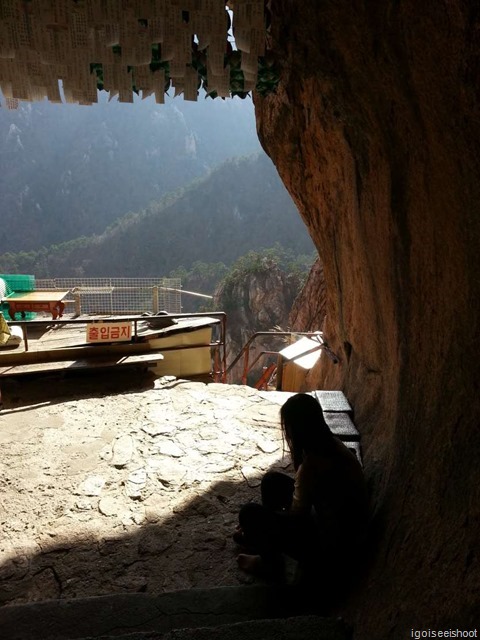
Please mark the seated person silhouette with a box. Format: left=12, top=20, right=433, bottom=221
left=234, top=393, right=369, bottom=589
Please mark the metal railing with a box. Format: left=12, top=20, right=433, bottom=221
left=226, top=331, right=339, bottom=386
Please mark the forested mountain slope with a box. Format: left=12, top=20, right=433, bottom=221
left=0, top=153, right=315, bottom=278
left=0, top=94, right=261, bottom=252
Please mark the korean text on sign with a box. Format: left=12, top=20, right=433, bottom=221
left=86, top=322, right=132, bottom=343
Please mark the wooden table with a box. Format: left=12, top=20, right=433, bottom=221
left=5, top=290, right=70, bottom=321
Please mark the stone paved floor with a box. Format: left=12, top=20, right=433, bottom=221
left=0, top=375, right=294, bottom=605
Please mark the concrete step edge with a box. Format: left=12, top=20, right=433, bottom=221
left=0, top=584, right=341, bottom=640
left=80, top=615, right=352, bottom=640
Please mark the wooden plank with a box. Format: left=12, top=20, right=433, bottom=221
left=136, top=316, right=220, bottom=339
left=0, top=342, right=159, bottom=367
left=0, top=353, right=164, bottom=378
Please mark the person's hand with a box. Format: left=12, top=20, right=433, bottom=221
left=233, top=526, right=245, bottom=545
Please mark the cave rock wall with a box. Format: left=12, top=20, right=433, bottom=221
left=255, top=1, right=480, bottom=637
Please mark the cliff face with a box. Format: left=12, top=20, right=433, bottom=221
left=255, top=1, right=480, bottom=636
left=289, top=257, right=326, bottom=332
left=215, top=259, right=298, bottom=383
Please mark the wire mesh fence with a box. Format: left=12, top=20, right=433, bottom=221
left=36, top=278, right=182, bottom=315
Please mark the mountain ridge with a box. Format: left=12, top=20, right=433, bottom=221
left=0, top=153, right=315, bottom=279
left=0, top=94, right=262, bottom=252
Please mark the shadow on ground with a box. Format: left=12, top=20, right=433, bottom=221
left=0, top=368, right=158, bottom=413
left=0, top=374, right=368, bottom=639
left=0, top=471, right=278, bottom=605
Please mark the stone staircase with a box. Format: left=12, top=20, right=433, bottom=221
left=0, top=585, right=352, bottom=640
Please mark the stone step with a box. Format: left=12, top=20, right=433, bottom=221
left=0, top=585, right=348, bottom=640
left=310, top=390, right=353, bottom=414
left=81, top=615, right=352, bottom=640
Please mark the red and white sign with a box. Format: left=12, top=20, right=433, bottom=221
left=86, top=322, right=132, bottom=343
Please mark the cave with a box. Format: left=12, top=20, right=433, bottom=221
left=1, top=2, right=479, bottom=637
left=255, top=1, right=480, bottom=636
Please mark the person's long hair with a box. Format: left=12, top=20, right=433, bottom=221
left=280, top=393, right=335, bottom=469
